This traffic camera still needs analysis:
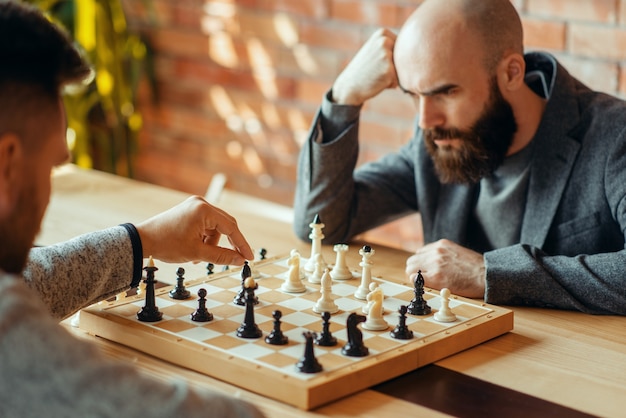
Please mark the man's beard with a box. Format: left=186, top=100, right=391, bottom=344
left=0, top=179, right=41, bottom=274
left=424, top=78, right=518, bottom=184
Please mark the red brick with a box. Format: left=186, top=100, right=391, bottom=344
left=330, top=0, right=398, bottom=27
left=557, top=55, right=619, bottom=94
left=522, top=17, right=566, bottom=51
left=257, top=0, right=330, bottom=19
left=298, top=21, right=362, bottom=52
left=296, top=78, right=333, bottom=106
left=619, top=65, right=626, bottom=97
left=568, top=23, right=626, bottom=61
left=527, top=0, right=617, bottom=23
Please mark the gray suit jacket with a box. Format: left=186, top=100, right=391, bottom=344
left=294, top=53, right=626, bottom=315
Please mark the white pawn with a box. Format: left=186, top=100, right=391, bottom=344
left=354, top=245, right=374, bottom=300
left=313, top=269, right=339, bottom=314
left=362, top=284, right=388, bottom=331
left=434, top=288, right=457, bottom=322
left=330, top=243, right=352, bottom=280
left=362, top=282, right=379, bottom=314
left=308, top=253, right=325, bottom=284
left=116, top=290, right=127, bottom=301
left=304, top=214, right=326, bottom=274
left=281, top=250, right=306, bottom=293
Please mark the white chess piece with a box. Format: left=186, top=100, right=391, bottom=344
left=354, top=245, right=375, bottom=299
left=434, top=288, right=457, bottom=322
left=330, top=243, right=352, bottom=280
left=304, top=215, right=326, bottom=274
left=362, top=282, right=379, bottom=314
left=308, top=253, right=325, bottom=284
left=281, top=250, right=306, bottom=293
left=362, top=284, right=388, bottom=330
left=313, top=269, right=339, bottom=314
left=116, top=290, right=127, bottom=301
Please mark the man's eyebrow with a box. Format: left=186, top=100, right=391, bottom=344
left=399, top=83, right=459, bottom=97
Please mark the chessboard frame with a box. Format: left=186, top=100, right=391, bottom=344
left=79, top=255, right=514, bottom=410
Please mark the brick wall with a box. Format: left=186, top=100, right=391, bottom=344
left=122, top=0, right=626, bottom=251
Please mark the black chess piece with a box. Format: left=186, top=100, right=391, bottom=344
left=234, top=262, right=258, bottom=306
left=169, top=267, right=191, bottom=300
left=407, top=270, right=431, bottom=315
left=341, top=312, right=369, bottom=357
left=236, top=277, right=262, bottom=338
left=265, top=310, right=288, bottom=345
left=137, top=259, right=163, bottom=322
left=206, top=263, right=214, bottom=275
left=315, top=311, right=337, bottom=346
left=258, top=248, right=267, bottom=260
left=191, top=288, right=213, bottom=322
left=296, top=332, right=323, bottom=373
left=390, top=305, right=414, bottom=340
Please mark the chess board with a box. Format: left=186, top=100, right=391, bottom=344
left=79, top=253, right=514, bottom=410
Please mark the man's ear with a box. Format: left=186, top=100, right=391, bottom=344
left=0, top=133, right=23, bottom=216
left=498, top=53, right=526, bottom=92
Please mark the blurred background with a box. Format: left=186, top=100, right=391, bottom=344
left=27, top=0, right=626, bottom=251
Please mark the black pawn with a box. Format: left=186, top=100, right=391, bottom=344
left=315, top=311, right=337, bottom=346
left=234, top=262, right=258, bottom=306
left=137, top=260, right=163, bottom=322
left=236, top=278, right=262, bottom=338
left=206, top=263, right=214, bottom=275
left=341, top=313, right=369, bottom=357
left=390, top=305, right=414, bottom=340
left=407, top=270, right=431, bottom=315
left=169, top=267, right=191, bottom=300
left=296, top=332, right=323, bottom=373
left=265, top=310, right=288, bottom=345
left=191, top=288, right=213, bottom=322
left=258, top=248, right=267, bottom=260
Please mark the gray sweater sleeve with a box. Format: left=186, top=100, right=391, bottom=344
left=0, top=273, right=264, bottom=417
left=23, top=226, right=137, bottom=320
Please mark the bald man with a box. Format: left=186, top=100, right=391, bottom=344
left=293, top=0, right=626, bottom=315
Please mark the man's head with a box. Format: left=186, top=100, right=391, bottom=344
left=394, top=0, right=525, bottom=184
left=0, top=1, right=91, bottom=273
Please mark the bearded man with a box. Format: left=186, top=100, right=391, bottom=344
left=293, top=0, right=626, bottom=315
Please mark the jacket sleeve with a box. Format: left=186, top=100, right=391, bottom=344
left=294, top=92, right=420, bottom=245
left=23, top=226, right=138, bottom=320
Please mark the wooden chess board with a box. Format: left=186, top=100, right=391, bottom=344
left=79, top=253, right=514, bottom=410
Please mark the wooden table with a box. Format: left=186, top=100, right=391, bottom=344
left=40, top=165, right=626, bottom=417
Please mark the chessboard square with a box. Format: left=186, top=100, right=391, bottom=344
left=275, top=339, right=308, bottom=358
left=378, top=281, right=411, bottom=297
left=256, top=304, right=296, bottom=319
left=316, top=352, right=351, bottom=370
left=257, top=352, right=300, bottom=368
left=185, top=283, right=226, bottom=296
left=110, top=304, right=141, bottom=318
left=160, top=304, right=195, bottom=318
left=279, top=297, right=316, bottom=311
left=307, top=319, right=342, bottom=335
left=204, top=334, right=247, bottom=350
left=255, top=277, right=284, bottom=290
left=448, top=303, right=491, bottom=318
left=178, top=326, right=222, bottom=342
left=281, top=311, right=320, bottom=327
left=412, top=318, right=447, bottom=335
left=259, top=290, right=296, bottom=304
left=394, top=290, right=416, bottom=302
left=258, top=263, right=288, bottom=276
left=228, top=342, right=275, bottom=359
left=206, top=277, right=240, bottom=289
left=211, top=303, right=244, bottom=319
left=206, top=318, right=242, bottom=334
left=335, top=297, right=364, bottom=312
left=331, top=283, right=359, bottom=297
left=204, top=290, right=239, bottom=304
left=363, top=335, right=395, bottom=353
left=300, top=291, right=322, bottom=302
left=152, top=318, right=195, bottom=333
left=259, top=319, right=298, bottom=334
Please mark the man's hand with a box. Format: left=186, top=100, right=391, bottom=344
left=135, top=196, right=254, bottom=266
left=405, top=239, right=486, bottom=298
left=332, top=28, right=398, bottom=106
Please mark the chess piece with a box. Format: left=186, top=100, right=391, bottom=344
left=390, top=305, right=414, bottom=340
left=296, top=331, right=323, bottom=373
left=304, top=214, right=326, bottom=274
left=434, top=288, right=457, bottom=322
left=137, top=256, right=163, bottom=322
left=313, top=269, right=339, bottom=314
left=330, top=243, right=352, bottom=280
left=206, top=263, right=214, bottom=275
left=315, top=311, right=337, bottom=346
left=169, top=267, right=191, bottom=300
left=265, top=310, right=288, bottom=345
left=234, top=261, right=258, bottom=305
left=342, top=313, right=369, bottom=357
left=115, top=290, right=127, bottom=301
left=362, top=282, right=379, bottom=314
left=354, top=245, right=374, bottom=300
left=191, top=288, right=213, bottom=322
left=308, top=253, right=325, bottom=284
left=258, top=248, right=267, bottom=260
left=362, top=284, right=388, bottom=331
left=281, top=250, right=306, bottom=293
left=407, top=270, right=431, bottom=315
left=236, top=276, right=263, bottom=338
